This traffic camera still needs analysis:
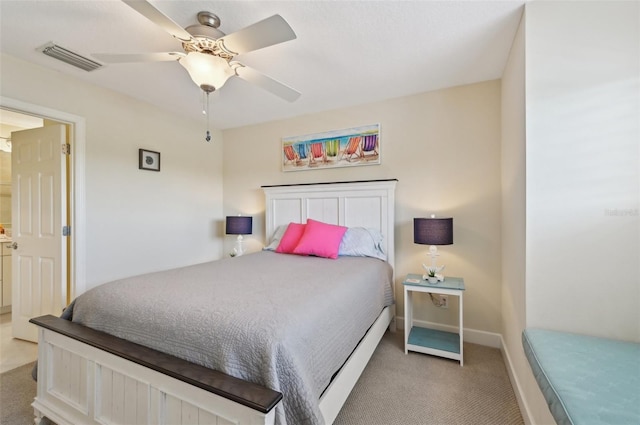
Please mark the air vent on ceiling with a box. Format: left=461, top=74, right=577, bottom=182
left=40, top=42, right=102, bottom=72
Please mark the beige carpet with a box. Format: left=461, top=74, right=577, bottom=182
left=0, top=361, right=37, bottom=425
left=333, top=331, right=523, bottom=424
left=0, top=332, right=523, bottom=425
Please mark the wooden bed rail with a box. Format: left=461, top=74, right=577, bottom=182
left=30, top=315, right=283, bottom=414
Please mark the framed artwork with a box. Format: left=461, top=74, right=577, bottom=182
left=139, top=149, right=160, bottom=172
left=282, top=124, right=380, bottom=172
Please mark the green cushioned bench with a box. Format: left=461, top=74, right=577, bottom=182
left=523, top=328, right=640, bottom=425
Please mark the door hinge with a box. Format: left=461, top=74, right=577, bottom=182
left=62, top=225, right=71, bottom=236
left=61, top=143, right=71, bottom=155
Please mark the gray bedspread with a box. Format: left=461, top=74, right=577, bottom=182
left=65, top=251, right=394, bottom=425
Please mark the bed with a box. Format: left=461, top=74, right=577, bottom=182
left=30, top=179, right=397, bottom=425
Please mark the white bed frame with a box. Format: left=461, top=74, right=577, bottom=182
left=31, top=180, right=397, bottom=425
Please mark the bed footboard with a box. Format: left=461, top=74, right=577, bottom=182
left=30, top=315, right=282, bottom=425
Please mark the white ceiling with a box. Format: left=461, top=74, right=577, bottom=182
left=0, top=0, right=525, bottom=130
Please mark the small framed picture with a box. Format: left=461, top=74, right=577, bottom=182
left=139, top=149, right=160, bottom=171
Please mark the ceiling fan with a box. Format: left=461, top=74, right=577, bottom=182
left=94, top=0, right=301, bottom=103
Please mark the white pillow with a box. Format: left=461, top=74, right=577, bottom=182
left=338, top=227, right=387, bottom=260
left=263, top=224, right=289, bottom=251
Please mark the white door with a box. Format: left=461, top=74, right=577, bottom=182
left=11, top=125, right=67, bottom=342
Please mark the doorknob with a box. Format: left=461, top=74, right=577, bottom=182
left=7, top=242, right=17, bottom=250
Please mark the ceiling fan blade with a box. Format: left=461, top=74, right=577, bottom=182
left=220, top=15, right=296, bottom=55
left=235, top=65, right=300, bottom=102
left=122, top=0, right=193, bottom=42
left=93, top=52, right=185, bottom=63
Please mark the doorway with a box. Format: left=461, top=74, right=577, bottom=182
left=0, top=97, right=85, bottom=371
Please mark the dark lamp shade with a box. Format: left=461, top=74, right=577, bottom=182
left=414, top=217, right=453, bottom=245
left=226, top=216, right=253, bottom=235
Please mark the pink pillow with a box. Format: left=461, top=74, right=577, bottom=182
left=292, top=219, right=348, bottom=259
left=275, top=223, right=306, bottom=253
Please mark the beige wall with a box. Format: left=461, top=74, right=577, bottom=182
left=501, top=11, right=555, bottom=425
left=502, top=2, right=640, bottom=424
left=525, top=0, right=639, bottom=342
left=223, top=80, right=503, bottom=335
left=0, top=53, right=225, bottom=289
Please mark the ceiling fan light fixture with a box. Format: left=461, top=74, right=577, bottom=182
left=179, top=52, right=235, bottom=92
left=104, top=2, right=299, bottom=106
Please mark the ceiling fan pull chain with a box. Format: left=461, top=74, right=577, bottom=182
left=205, top=90, right=212, bottom=142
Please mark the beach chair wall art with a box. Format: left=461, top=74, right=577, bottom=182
left=282, top=124, right=381, bottom=172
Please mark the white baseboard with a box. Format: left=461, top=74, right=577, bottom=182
left=500, top=335, right=534, bottom=425
left=395, top=316, right=502, bottom=348
left=396, top=317, right=536, bottom=423
left=396, top=316, right=539, bottom=423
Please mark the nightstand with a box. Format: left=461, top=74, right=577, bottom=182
left=403, top=274, right=465, bottom=365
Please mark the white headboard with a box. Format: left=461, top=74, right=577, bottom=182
left=262, top=180, right=397, bottom=270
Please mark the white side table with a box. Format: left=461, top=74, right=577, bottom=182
left=403, top=274, right=465, bottom=366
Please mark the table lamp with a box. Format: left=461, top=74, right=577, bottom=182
left=226, top=215, right=252, bottom=256
left=413, top=216, right=453, bottom=281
